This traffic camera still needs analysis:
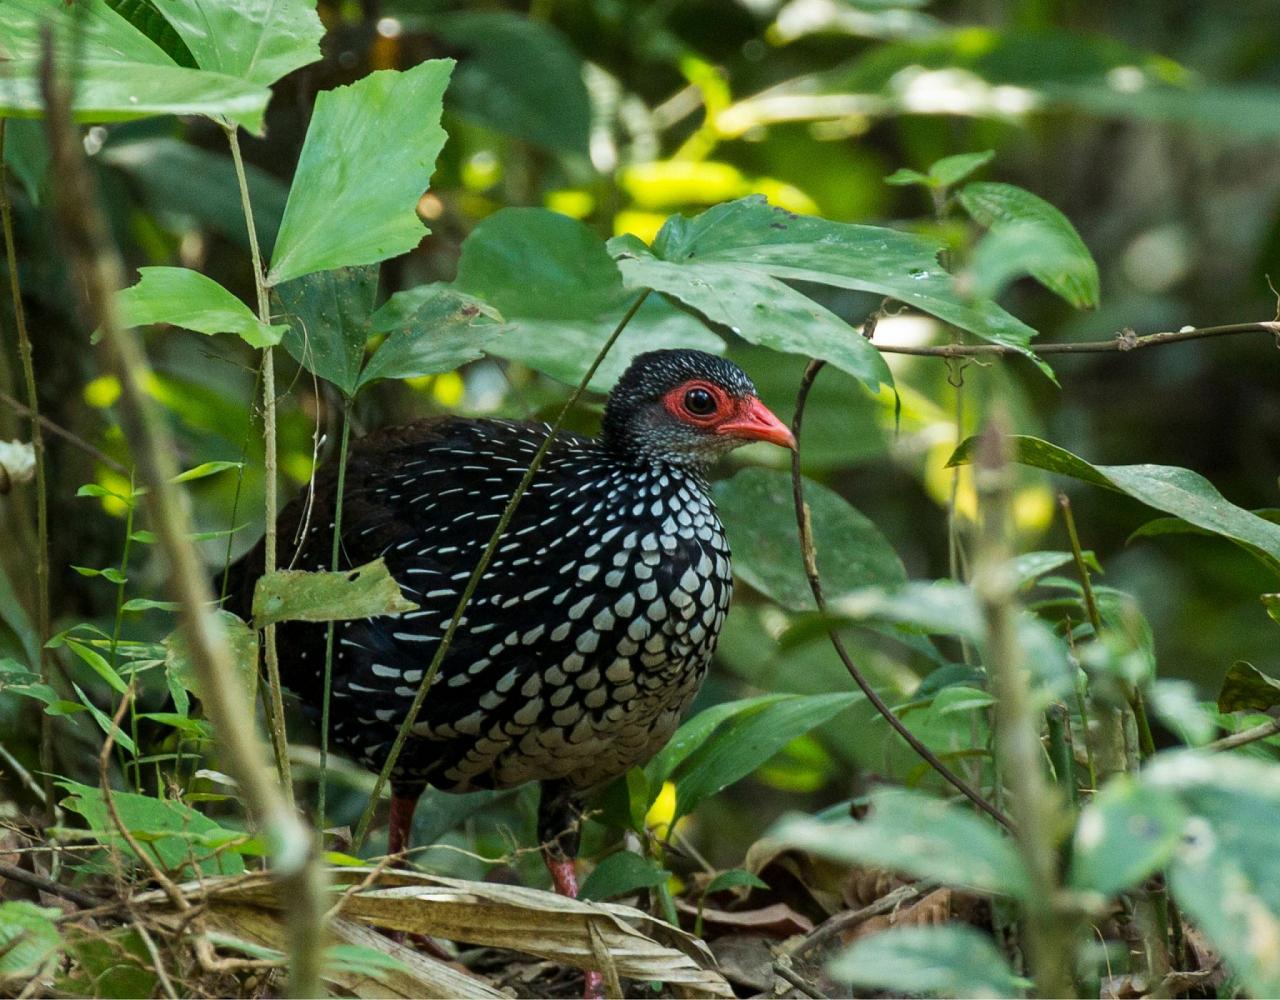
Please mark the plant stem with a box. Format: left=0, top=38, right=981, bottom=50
left=1045, top=703, right=1077, bottom=805
left=225, top=123, right=293, bottom=802
left=109, top=487, right=139, bottom=790
left=352, top=289, right=652, bottom=849
left=974, top=419, right=1075, bottom=998
left=318, top=405, right=352, bottom=843
left=1060, top=494, right=1156, bottom=761
left=39, top=52, right=325, bottom=997
left=790, top=360, right=1014, bottom=832
left=0, top=118, right=55, bottom=813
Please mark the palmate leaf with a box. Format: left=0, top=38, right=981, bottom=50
left=0, top=0, right=270, bottom=132
left=267, top=60, right=454, bottom=286
left=949, top=434, right=1280, bottom=577
left=637, top=196, right=1047, bottom=374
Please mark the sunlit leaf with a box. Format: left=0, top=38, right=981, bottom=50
left=267, top=60, right=453, bottom=285
left=115, top=267, right=287, bottom=348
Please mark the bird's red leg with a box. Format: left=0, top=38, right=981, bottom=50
left=387, top=788, right=421, bottom=859
left=540, top=783, right=605, bottom=999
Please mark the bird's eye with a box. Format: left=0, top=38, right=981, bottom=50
left=683, top=387, right=717, bottom=416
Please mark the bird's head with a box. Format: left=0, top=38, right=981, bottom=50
left=601, top=349, right=796, bottom=467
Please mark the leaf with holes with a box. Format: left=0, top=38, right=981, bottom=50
left=252, top=559, right=419, bottom=627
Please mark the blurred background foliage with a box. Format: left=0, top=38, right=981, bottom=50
left=2, top=0, right=1279, bottom=877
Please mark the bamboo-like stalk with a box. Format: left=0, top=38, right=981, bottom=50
left=973, top=418, right=1076, bottom=998
left=38, top=46, right=326, bottom=998
left=224, top=124, right=294, bottom=802
left=0, top=120, right=55, bottom=812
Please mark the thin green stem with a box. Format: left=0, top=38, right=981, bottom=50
left=352, top=289, right=652, bottom=849
left=318, top=405, right=352, bottom=843
left=0, top=119, right=55, bottom=813
left=110, top=489, right=139, bottom=790
left=225, top=123, right=293, bottom=802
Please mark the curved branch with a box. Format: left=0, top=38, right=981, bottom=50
left=873, top=320, right=1280, bottom=357
left=789, top=359, right=1014, bottom=832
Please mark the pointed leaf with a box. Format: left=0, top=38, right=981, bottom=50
left=115, top=267, right=287, bottom=347
left=267, top=60, right=453, bottom=285
left=273, top=265, right=379, bottom=396
left=1217, top=661, right=1280, bottom=714
left=959, top=182, right=1100, bottom=308
left=829, top=924, right=1028, bottom=998
left=580, top=852, right=671, bottom=902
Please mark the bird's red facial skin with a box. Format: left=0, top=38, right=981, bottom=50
left=661, top=380, right=798, bottom=450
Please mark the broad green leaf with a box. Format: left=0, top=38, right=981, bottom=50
left=0, top=902, right=61, bottom=977
left=645, top=196, right=1045, bottom=370
left=704, top=868, right=768, bottom=895
left=273, top=265, right=379, bottom=397
left=0, top=0, right=270, bottom=132
left=147, top=0, right=323, bottom=87
left=610, top=236, right=891, bottom=390
left=164, top=610, right=259, bottom=708
left=646, top=694, right=791, bottom=793
left=115, top=267, right=286, bottom=348
left=251, top=558, right=418, bottom=627
left=1146, top=753, right=1280, bottom=997
left=1011, top=550, right=1097, bottom=587
left=432, top=12, right=589, bottom=154
left=672, top=692, right=861, bottom=818
left=959, top=182, right=1100, bottom=309
left=966, top=220, right=1096, bottom=306
left=579, top=852, right=671, bottom=901
left=57, top=778, right=245, bottom=876
left=773, top=787, right=1032, bottom=899
left=1148, top=679, right=1215, bottom=747
left=1217, top=661, right=1280, bottom=713
left=829, top=924, right=1028, bottom=998
left=267, top=60, right=453, bottom=285
left=712, top=468, right=906, bottom=611
left=1070, top=776, right=1187, bottom=897
left=831, top=580, right=985, bottom=636
left=1130, top=508, right=1280, bottom=544
left=949, top=435, right=1280, bottom=576
left=358, top=285, right=504, bottom=390
left=60, top=928, right=157, bottom=999
left=1, top=119, right=49, bottom=204
left=454, top=209, right=721, bottom=391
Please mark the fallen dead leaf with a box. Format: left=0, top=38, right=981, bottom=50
left=674, top=900, right=813, bottom=938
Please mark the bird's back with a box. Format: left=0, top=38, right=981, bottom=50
left=230, top=417, right=733, bottom=795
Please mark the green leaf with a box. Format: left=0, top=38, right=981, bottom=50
left=1, top=119, right=49, bottom=205
left=104, top=0, right=198, bottom=67
left=958, top=182, right=1100, bottom=309
left=72, top=565, right=128, bottom=585
left=121, top=598, right=181, bottom=612
left=966, top=221, right=1096, bottom=307
left=1148, top=679, right=1215, bottom=747
left=1217, top=661, right=1280, bottom=713
left=66, top=640, right=128, bottom=695
left=950, top=434, right=1280, bottom=576
left=71, top=683, right=136, bottom=753
left=703, top=868, right=768, bottom=895
left=713, top=468, right=906, bottom=611
left=358, top=285, right=504, bottom=390
left=773, top=787, right=1032, bottom=899
left=251, top=558, right=418, bottom=627
left=579, top=852, right=671, bottom=901
left=0, top=0, right=270, bottom=132
left=1069, top=776, right=1187, bottom=897
left=432, top=12, right=589, bottom=154
left=115, top=267, right=287, bottom=348
left=928, top=150, right=995, bottom=187
left=646, top=196, right=1045, bottom=370
left=57, top=779, right=245, bottom=876
left=273, top=265, right=379, bottom=397
left=883, top=167, right=931, bottom=187
left=454, top=208, right=721, bottom=391
left=0, top=901, right=62, bottom=977
left=60, top=927, right=157, bottom=999
left=267, top=60, right=454, bottom=285
left=172, top=460, right=243, bottom=483
left=1265, top=594, right=1280, bottom=627
left=1131, top=509, right=1280, bottom=545
left=828, top=924, right=1028, bottom=998
left=610, top=235, right=891, bottom=391
left=146, top=0, right=323, bottom=87
left=1147, top=753, right=1280, bottom=997
left=672, top=692, right=861, bottom=818
left=164, top=610, right=258, bottom=708
left=645, top=694, right=789, bottom=793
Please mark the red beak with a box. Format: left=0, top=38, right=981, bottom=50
left=717, top=397, right=797, bottom=451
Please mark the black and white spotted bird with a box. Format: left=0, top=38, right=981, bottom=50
left=228, top=349, right=795, bottom=903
